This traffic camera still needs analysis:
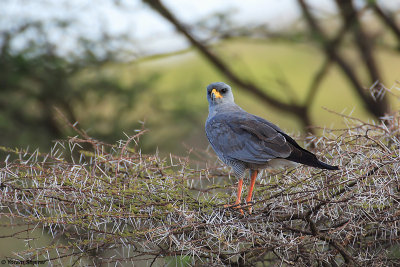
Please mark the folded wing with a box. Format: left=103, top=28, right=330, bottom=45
left=206, top=112, right=292, bottom=164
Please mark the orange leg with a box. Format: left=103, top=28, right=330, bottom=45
left=246, top=170, right=258, bottom=213
left=225, top=178, right=244, bottom=214
left=234, top=178, right=243, bottom=206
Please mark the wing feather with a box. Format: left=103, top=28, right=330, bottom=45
left=206, top=112, right=292, bottom=164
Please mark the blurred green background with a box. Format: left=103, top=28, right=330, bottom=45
left=1, top=0, right=400, bottom=157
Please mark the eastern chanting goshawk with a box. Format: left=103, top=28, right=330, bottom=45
left=205, top=82, right=338, bottom=214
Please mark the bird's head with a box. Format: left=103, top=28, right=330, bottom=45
left=206, top=82, right=235, bottom=106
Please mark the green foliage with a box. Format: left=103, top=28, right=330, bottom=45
left=0, top=22, right=157, bottom=153
left=165, top=255, right=193, bottom=267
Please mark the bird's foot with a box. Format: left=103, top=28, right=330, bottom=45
left=243, top=201, right=254, bottom=214
left=224, top=203, right=244, bottom=215
left=224, top=201, right=254, bottom=215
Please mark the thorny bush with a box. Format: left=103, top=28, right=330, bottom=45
left=0, top=110, right=400, bottom=266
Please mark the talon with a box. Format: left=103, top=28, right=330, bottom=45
left=245, top=201, right=254, bottom=214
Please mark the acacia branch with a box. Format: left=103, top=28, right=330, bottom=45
left=1, top=105, right=400, bottom=265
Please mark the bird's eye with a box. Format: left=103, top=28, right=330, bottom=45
left=221, top=88, right=227, bottom=93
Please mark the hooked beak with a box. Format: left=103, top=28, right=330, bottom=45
left=211, top=89, right=223, bottom=100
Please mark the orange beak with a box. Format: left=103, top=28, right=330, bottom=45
left=211, top=89, right=223, bottom=99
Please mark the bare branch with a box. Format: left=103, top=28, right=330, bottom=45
left=371, top=3, right=400, bottom=45
left=143, top=0, right=314, bottom=133
left=1, top=96, right=400, bottom=265
left=298, top=0, right=389, bottom=118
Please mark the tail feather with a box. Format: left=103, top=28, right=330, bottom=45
left=287, top=153, right=339, bottom=170
left=279, top=131, right=339, bottom=170
left=314, top=160, right=339, bottom=170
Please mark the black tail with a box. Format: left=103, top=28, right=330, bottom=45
left=279, top=132, right=339, bottom=170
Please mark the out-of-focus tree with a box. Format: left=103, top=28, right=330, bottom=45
left=2, top=0, right=399, bottom=154
left=143, top=0, right=399, bottom=134
left=0, top=21, right=156, bottom=152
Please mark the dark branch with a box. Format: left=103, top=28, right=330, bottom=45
left=298, top=0, right=388, bottom=119
left=143, top=0, right=314, bottom=133
left=371, top=3, right=400, bottom=45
